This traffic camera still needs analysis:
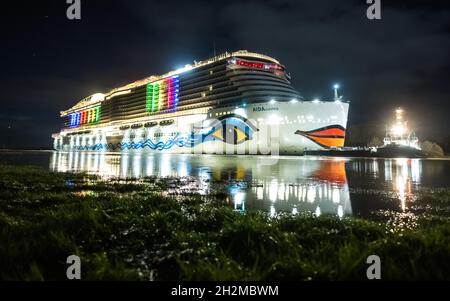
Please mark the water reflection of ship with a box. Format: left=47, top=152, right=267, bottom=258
left=50, top=152, right=352, bottom=217
left=241, top=159, right=352, bottom=217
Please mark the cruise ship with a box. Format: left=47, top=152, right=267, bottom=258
left=52, top=50, right=349, bottom=155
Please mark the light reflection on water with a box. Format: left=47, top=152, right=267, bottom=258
left=345, top=158, right=430, bottom=217
left=3, top=150, right=449, bottom=218
left=44, top=151, right=450, bottom=218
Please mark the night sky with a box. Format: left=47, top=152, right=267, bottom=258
left=1, top=0, right=449, bottom=149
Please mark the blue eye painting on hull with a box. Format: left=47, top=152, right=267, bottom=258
left=192, top=114, right=258, bottom=146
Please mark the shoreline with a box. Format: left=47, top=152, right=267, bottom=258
left=0, top=148, right=449, bottom=160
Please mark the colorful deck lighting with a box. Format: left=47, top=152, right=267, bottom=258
left=69, top=106, right=101, bottom=127
left=146, top=75, right=180, bottom=113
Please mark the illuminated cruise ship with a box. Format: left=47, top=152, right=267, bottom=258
left=52, top=50, right=349, bottom=155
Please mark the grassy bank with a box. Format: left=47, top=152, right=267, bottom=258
left=0, top=165, right=449, bottom=280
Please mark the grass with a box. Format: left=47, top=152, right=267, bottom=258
left=0, top=165, right=450, bottom=280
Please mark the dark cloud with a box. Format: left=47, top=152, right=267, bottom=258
left=1, top=0, right=449, bottom=148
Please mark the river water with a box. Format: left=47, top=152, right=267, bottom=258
left=1, top=150, right=450, bottom=219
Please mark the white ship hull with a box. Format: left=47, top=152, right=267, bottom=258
left=54, top=101, right=349, bottom=155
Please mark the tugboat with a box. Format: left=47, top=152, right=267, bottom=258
left=376, top=107, right=424, bottom=158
